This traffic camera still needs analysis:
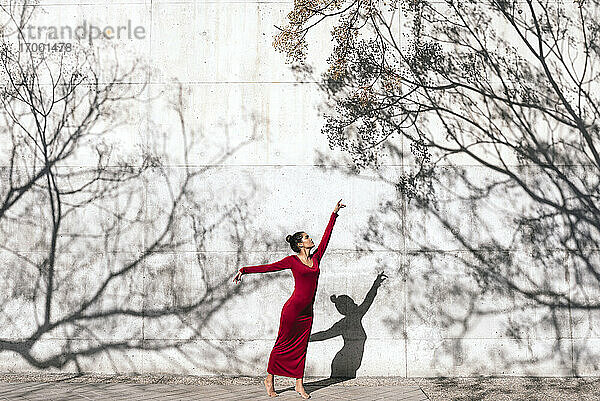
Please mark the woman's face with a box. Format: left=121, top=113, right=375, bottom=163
left=298, top=232, right=314, bottom=250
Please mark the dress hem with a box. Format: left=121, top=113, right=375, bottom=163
left=267, top=369, right=304, bottom=379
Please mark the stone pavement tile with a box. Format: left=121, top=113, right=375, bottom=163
left=86, top=384, right=147, bottom=398
left=41, top=386, right=89, bottom=400
left=59, top=384, right=107, bottom=399
left=0, top=383, right=46, bottom=396
left=302, top=385, right=427, bottom=401
left=0, top=385, right=19, bottom=397
left=0, top=384, right=44, bottom=398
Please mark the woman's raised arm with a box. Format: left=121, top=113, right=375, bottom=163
left=311, top=212, right=338, bottom=262
left=312, top=199, right=345, bottom=262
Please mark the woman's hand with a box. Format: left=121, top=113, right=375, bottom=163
left=232, top=269, right=243, bottom=284
left=333, top=198, right=346, bottom=214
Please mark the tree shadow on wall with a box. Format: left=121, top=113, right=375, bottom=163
left=279, top=272, right=387, bottom=395
left=0, top=2, right=273, bottom=374
left=278, top=0, right=600, bottom=377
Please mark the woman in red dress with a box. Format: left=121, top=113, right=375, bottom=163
left=233, top=199, right=346, bottom=399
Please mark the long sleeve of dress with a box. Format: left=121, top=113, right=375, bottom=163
left=240, top=257, right=291, bottom=274
left=311, top=212, right=338, bottom=262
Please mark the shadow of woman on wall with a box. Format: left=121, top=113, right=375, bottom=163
left=302, top=271, right=388, bottom=394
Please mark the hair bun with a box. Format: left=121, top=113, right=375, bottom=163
left=285, top=235, right=292, bottom=243
left=330, top=295, right=337, bottom=302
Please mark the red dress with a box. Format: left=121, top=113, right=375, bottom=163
left=240, top=212, right=338, bottom=378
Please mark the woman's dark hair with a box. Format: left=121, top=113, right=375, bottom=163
left=285, top=231, right=304, bottom=253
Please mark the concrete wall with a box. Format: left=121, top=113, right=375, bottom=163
left=0, top=0, right=598, bottom=377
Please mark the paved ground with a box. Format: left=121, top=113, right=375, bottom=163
left=0, top=382, right=428, bottom=400
left=0, top=380, right=427, bottom=401
left=1, top=374, right=600, bottom=400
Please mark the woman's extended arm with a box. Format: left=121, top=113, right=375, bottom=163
left=233, top=257, right=291, bottom=283
left=240, top=257, right=291, bottom=274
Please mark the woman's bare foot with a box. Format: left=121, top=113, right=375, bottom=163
left=264, top=378, right=278, bottom=397
left=295, top=385, right=311, bottom=399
